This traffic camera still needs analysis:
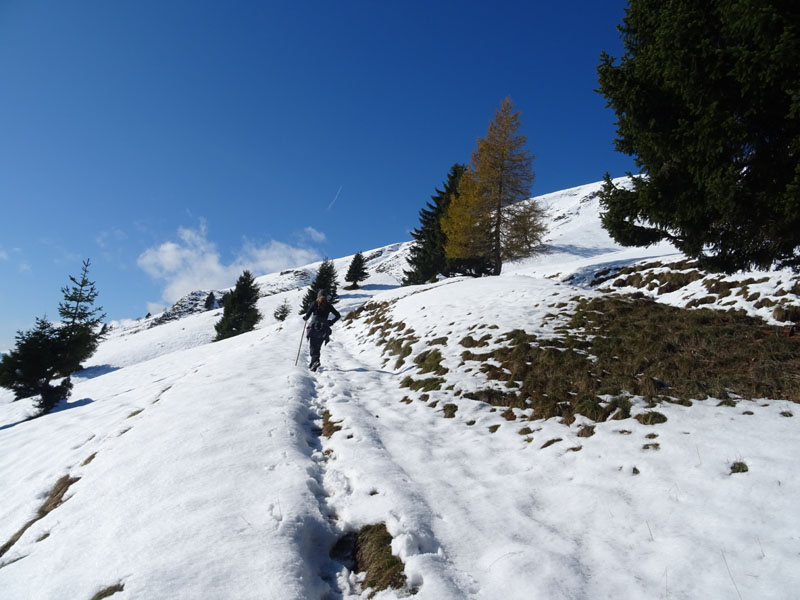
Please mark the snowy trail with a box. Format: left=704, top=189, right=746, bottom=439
left=308, top=337, right=477, bottom=599
left=314, top=335, right=572, bottom=599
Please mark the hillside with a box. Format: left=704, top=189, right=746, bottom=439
left=1, top=179, right=799, bottom=599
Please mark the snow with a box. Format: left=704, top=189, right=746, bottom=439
left=2, top=179, right=799, bottom=599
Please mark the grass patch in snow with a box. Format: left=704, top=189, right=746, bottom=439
left=0, top=474, right=80, bottom=559
left=322, top=410, right=342, bottom=438
left=459, top=296, right=800, bottom=424
left=635, top=411, right=668, bottom=425
left=460, top=334, right=492, bottom=348
left=413, top=349, right=448, bottom=375
left=730, top=461, right=749, bottom=474
left=442, top=403, right=458, bottom=418
left=331, top=524, right=407, bottom=597
left=90, top=583, right=125, bottom=600
left=401, top=376, right=445, bottom=392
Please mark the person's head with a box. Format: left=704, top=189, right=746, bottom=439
left=316, top=290, right=328, bottom=306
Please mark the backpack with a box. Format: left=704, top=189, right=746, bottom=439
left=307, top=320, right=329, bottom=340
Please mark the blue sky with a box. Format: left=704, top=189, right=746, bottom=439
left=0, top=0, right=635, bottom=351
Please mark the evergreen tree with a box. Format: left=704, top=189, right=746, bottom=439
left=596, top=0, right=800, bottom=272
left=402, top=164, right=466, bottom=284
left=273, top=299, right=290, bottom=322
left=204, top=292, right=217, bottom=310
left=442, top=98, right=545, bottom=275
left=0, top=317, right=73, bottom=414
left=0, top=259, right=105, bottom=415
left=57, top=258, right=106, bottom=374
left=214, top=271, right=262, bottom=341
left=299, top=259, right=339, bottom=314
left=344, top=252, right=368, bottom=289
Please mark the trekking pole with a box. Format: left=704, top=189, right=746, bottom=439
left=294, top=322, right=306, bottom=366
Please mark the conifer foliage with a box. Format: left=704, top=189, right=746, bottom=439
left=344, top=252, right=368, bottom=289
left=0, top=318, right=73, bottom=414
left=0, top=259, right=105, bottom=415
left=273, top=299, right=291, bottom=322
left=441, top=98, right=545, bottom=276
left=300, top=259, right=339, bottom=314
left=596, top=0, right=800, bottom=272
left=403, top=164, right=469, bottom=284
left=58, top=258, right=107, bottom=374
left=214, top=271, right=262, bottom=341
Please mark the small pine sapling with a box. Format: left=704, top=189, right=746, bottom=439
left=273, top=299, right=290, bottom=321
left=345, top=252, right=368, bottom=289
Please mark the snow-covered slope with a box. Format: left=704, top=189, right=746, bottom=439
left=2, top=179, right=798, bottom=599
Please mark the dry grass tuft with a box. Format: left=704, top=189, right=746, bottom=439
left=400, top=376, right=445, bottom=392
left=541, top=438, right=562, bottom=449
left=0, top=474, right=80, bottom=559
left=353, top=524, right=407, bottom=597
left=635, top=411, right=668, bottom=426
left=442, top=403, right=458, bottom=418
left=413, top=349, right=448, bottom=375
left=730, top=461, right=749, bottom=474
left=322, top=411, right=343, bottom=438
left=90, top=583, right=125, bottom=600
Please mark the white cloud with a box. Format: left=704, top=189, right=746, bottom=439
left=146, top=302, right=166, bottom=316
left=137, top=222, right=320, bottom=304
left=0, top=251, right=7, bottom=261
left=303, top=226, right=326, bottom=243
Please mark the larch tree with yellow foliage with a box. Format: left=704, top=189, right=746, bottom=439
left=442, top=98, right=546, bottom=276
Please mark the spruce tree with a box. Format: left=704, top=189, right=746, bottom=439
left=596, top=0, right=800, bottom=272
left=204, top=292, right=217, bottom=310
left=299, top=259, right=339, bottom=314
left=442, top=98, right=545, bottom=275
left=403, top=164, right=466, bottom=284
left=344, top=253, right=368, bottom=289
left=57, top=258, right=106, bottom=374
left=273, top=299, right=290, bottom=321
left=0, top=317, right=73, bottom=414
left=214, top=271, right=262, bottom=341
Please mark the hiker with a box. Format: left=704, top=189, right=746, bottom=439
left=303, top=290, right=341, bottom=371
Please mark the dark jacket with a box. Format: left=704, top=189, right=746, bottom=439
left=304, top=301, right=341, bottom=339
